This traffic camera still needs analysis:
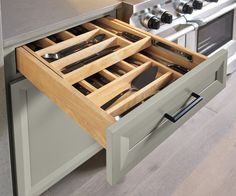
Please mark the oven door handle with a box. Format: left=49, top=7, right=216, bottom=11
left=165, top=25, right=195, bottom=42
left=189, top=3, right=236, bottom=27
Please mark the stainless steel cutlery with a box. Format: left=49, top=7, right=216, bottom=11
left=61, top=45, right=120, bottom=74
left=101, top=66, right=158, bottom=110
left=42, top=34, right=106, bottom=61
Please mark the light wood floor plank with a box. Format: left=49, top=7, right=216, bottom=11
left=206, top=74, right=236, bottom=113
left=130, top=92, right=236, bottom=196
left=172, top=101, right=236, bottom=196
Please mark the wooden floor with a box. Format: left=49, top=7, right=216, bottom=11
left=42, top=73, right=236, bottom=196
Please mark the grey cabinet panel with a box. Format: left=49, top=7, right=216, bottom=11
left=11, top=79, right=101, bottom=196
left=0, top=10, right=3, bottom=66
left=0, top=4, right=13, bottom=196
left=0, top=71, right=13, bottom=196
left=106, top=50, right=227, bottom=185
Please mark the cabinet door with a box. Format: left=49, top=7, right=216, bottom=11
left=11, top=79, right=101, bottom=196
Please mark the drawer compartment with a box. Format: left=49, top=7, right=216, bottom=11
left=16, top=17, right=227, bottom=185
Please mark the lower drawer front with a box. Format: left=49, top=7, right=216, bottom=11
left=106, top=50, right=227, bottom=185
left=15, top=16, right=227, bottom=185
left=11, top=79, right=101, bottom=196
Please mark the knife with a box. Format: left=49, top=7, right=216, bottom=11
left=61, top=45, right=120, bottom=74
left=68, top=26, right=88, bottom=35
left=125, top=57, right=143, bottom=66
left=107, top=66, right=127, bottom=76
left=101, top=66, right=158, bottom=110
left=153, top=41, right=193, bottom=62
left=168, top=64, right=189, bottom=74
left=95, top=22, right=142, bottom=42
left=73, top=83, right=91, bottom=95
left=141, top=51, right=189, bottom=74
left=119, top=31, right=142, bottom=42
left=86, top=74, right=110, bottom=88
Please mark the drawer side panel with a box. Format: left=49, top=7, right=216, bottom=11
left=16, top=47, right=115, bottom=148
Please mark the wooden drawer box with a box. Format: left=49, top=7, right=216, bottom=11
left=16, top=17, right=227, bottom=185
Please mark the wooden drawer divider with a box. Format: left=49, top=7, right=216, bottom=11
left=36, top=38, right=55, bottom=48
left=36, top=29, right=100, bottom=56
left=87, top=62, right=152, bottom=106
left=56, top=31, right=76, bottom=40
left=105, top=16, right=207, bottom=63
left=50, top=37, right=118, bottom=70
left=106, top=71, right=173, bottom=117
left=79, top=80, right=97, bottom=92
left=63, top=37, right=151, bottom=84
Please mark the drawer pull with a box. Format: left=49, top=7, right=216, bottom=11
left=164, top=92, right=203, bottom=123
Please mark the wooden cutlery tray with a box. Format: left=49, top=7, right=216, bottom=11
left=16, top=17, right=208, bottom=147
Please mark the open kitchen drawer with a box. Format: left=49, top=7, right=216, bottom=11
left=16, top=16, right=227, bottom=185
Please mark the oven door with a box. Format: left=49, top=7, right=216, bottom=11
left=193, top=6, right=236, bottom=74
left=207, top=8, right=236, bottom=74
left=196, top=10, right=234, bottom=56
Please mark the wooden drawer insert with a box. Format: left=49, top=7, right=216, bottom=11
left=16, top=17, right=212, bottom=148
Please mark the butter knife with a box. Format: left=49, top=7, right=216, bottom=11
left=61, top=45, right=120, bottom=74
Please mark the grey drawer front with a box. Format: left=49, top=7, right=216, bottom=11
left=106, top=49, right=227, bottom=185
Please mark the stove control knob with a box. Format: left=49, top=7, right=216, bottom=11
left=175, top=2, right=194, bottom=14
left=154, top=7, right=173, bottom=24
left=192, top=0, right=203, bottom=9
left=148, top=17, right=161, bottom=29
left=161, top=12, right=173, bottom=24
left=141, top=13, right=160, bottom=30
left=182, top=4, right=194, bottom=14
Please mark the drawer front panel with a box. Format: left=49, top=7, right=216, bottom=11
left=106, top=50, right=227, bottom=185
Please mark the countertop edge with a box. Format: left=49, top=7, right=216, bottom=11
left=3, top=2, right=121, bottom=49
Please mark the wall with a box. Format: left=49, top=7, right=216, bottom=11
left=0, top=0, right=13, bottom=195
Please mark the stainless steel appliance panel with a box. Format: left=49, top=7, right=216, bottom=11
left=197, top=10, right=234, bottom=55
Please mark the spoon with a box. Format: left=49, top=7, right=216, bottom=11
left=42, top=34, right=106, bottom=61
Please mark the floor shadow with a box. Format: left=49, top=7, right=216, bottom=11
left=74, top=149, right=106, bottom=174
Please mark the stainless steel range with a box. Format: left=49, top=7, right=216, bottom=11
left=185, top=0, right=236, bottom=74
left=120, top=0, right=236, bottom=74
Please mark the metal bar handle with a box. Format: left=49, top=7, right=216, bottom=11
left=165, top=25, right=195, bottom=42
left=164, top=92, right=203, bottom=123
left=188, top=3, right=236, bottom=27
